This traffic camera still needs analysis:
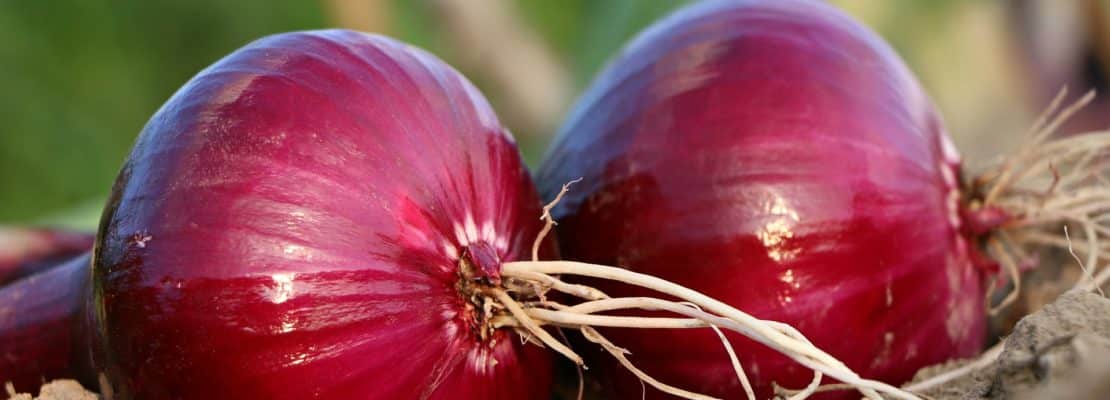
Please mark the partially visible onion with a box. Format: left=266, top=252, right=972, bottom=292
left=538, top=1, right=984, bottom=398
left=0, top=227, right=93, bottom=286
left=0, top=253, right=92, bottom=393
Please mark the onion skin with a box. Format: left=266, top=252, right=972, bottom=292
left=93, top=30, right=551, bottom=399
left=538, top=1, right=985, bottom=398
left=0, top=227, right=94, bottom=286
left=0, top=253, right=93, bottom=393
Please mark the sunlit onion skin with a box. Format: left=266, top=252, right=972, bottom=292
left=0, top=253, right=93, bottom=393
left=93, top=30, right=552, bottom=399
left=0, top=227, right=94, bottom=286
left=538, top=1, right=984, bottom=398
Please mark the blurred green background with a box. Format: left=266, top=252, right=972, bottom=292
left=2, top=0, right=1108, bottom=230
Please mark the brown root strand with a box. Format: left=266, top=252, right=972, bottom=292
left=678, top=301, right=756, bottom=400
left=508, top=270, right=609, bottom=300
left=774, top=382, right=868, bottom=398
left=1065, top=225, right=1105, bottom=295
left=902, top=344, right=1004, bottom=393
left=553, top=328, right=586, bottom=400
left=579, top=326, right=719, bottom=400
left=489, top=288, right=583, bottom=365
left=531, top=177, right=581, bottom=262
left=986, top=239, right=1022, bottom=315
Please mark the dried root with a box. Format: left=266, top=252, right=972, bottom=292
left=499, top=260, right=913, bottom=400
left=467, top=179, right=924, bottom=400
left=906, top=88, right=1110, bottom=393
left=971, top=89, right=1110, bottom=304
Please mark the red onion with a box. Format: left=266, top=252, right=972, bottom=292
left=538, top=1, right=985, bottom=398
left=84, top=30, right=552, bottom=399
left=0, top=253, right=92, bottom=393
left=0, top=227, right=94, bottom=286
left=8, top=8, right=1104, bottom=400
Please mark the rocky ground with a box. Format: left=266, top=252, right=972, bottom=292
left=911, top=290, right=1110, bottom=400
left=5, top=381, right=96, bottom=400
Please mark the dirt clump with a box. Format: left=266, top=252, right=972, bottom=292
left=4, top=380, right=97, bottom=400
left=910, top=289, right=1110, bottom=399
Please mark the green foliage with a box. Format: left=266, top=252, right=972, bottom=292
left=517, top=0, right=687, bottom=86
left=0, top=0, right=689, bottom=228
left=0, top=0, right=324, bottom=225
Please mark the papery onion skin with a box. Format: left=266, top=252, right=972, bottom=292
left=93, top=30, right=552, bottom=399
left=538, top=1, right=985, bottom=398
left=0, top=227, right=94, bottom=286
left=0, top=253, right=93, bottom=393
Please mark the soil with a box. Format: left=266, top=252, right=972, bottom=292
left=910, top=289, right=1110, bottom=400
left=4, top=380, right=97, bottom=400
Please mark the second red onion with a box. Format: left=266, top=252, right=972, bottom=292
left=538, top=1, right=986, bottom=398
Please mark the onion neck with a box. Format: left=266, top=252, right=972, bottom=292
left=958, top=90, right=1110, bottom=314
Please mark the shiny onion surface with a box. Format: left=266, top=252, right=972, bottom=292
left=538, top=1, right=985, bottom=398
left=90, top=30, right=553, bottom=399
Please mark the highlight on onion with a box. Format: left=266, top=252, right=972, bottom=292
left=537, top=0, right=1110, bottom=399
